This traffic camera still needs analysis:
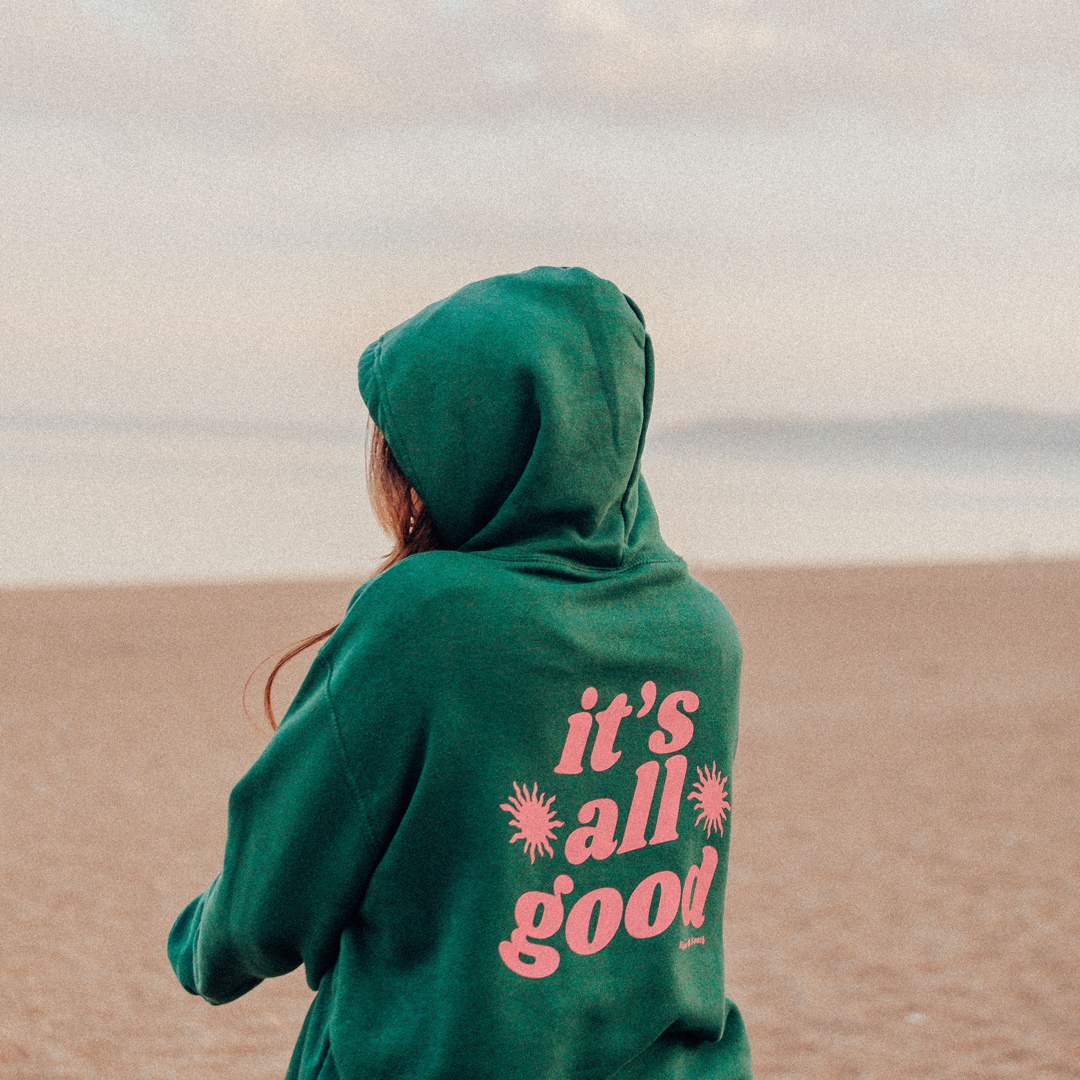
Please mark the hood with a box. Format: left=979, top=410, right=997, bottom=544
left=357, top=266, right=667, bottom=568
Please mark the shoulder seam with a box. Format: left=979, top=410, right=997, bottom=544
left=316, top=654, right=381, bottom=867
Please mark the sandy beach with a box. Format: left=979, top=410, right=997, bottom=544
left=1, top=561, right=1077, bottom=1079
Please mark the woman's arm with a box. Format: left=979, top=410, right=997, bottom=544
left=167, top=655, right=378, bottom=1005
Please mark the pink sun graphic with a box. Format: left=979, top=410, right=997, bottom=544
left=687, top=762, right=731, bottom=838
left=500, top=781, right=564, bottom=863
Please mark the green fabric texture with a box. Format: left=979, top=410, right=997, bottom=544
left=169, top=267, right=751, bottom=1080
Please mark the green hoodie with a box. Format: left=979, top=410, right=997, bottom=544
left=169, top=267, right=751, bottom=1080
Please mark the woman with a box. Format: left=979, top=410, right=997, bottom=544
left=169, top=266, right=752, bottom=1079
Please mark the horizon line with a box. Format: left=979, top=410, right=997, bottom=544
left=4, top=404, right=1080, bottom=445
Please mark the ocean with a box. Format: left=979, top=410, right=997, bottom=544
left=3, top=410, right=1080, bottom=587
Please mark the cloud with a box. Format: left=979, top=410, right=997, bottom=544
left=2, top=0, right=1076, bottom=124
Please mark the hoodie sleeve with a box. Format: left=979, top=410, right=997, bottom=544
left=167, top=653, right=378, bottom=1005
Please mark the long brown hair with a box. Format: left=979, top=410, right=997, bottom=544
left=247, top=423, right=439, bottom=730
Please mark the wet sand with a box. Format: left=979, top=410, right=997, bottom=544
left=1, top=561, right=1077, bottom=1078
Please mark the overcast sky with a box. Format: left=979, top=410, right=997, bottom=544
left=3, top=0, right=1078, bottom=428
